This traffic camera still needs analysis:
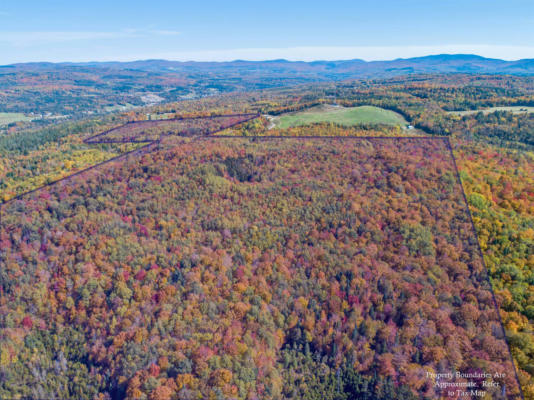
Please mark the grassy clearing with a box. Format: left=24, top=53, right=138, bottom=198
left=447, top=106, right=534, bottom=116
left=104, top=103, right=136, bottom=113
left=269, top=105, right=408, bottom=129
left=0, top=112, right=33, bottom=126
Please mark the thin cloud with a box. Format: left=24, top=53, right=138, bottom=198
left=0, top=29, right=180, bottom=46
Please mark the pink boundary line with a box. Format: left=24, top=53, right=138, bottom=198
left=0, top=133, right=525, bottom=399
left=84, top=113, right=260, bottom=144
left=203, top=135, right=448, bottom=139
left=445, top=139, right=525, bottom=400
left=0, top=114, right=260, bottom=208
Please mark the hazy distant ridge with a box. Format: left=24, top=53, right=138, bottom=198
left=6, top=54, right=533, bottom=78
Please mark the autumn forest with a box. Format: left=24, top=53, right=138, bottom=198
left=0, top=72, right=533, bottom=400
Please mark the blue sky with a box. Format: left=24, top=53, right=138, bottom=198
left=1, top=0, right=533, bottom=64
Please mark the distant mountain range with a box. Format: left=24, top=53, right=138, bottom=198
left=6, top=54, right=534, bottom=79
left=115, top=54, right=534, bottom=76
left=1, top=54, right=533, bottom=115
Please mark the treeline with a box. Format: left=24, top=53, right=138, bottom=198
left=0, top=118, right=119, bottom=155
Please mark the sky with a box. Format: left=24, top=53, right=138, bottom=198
left=0, top=0, right=533, bottom=64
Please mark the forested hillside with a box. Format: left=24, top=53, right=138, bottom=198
left=0, top=137, right=521, bottom=399
left=2, top=56, right=534, bottom=116
left=454, top=142, right=534, bottom=397
left=0, top=74, right=533, bottom=399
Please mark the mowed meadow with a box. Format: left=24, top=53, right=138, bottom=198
left=267, top=105, right=408, bottom=129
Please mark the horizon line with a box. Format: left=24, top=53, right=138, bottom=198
left=3, top=52, right=534, bottom=67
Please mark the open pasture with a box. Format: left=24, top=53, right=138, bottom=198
left=269, top=105, right=408, bottom=129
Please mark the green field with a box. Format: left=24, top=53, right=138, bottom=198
left=0, top=112, right=33, bottom=126
left=104, top=103, right=136, bottom=113
left=447, top=106, right=534, bottom=116
left=269, top=105, right=408, bottom=129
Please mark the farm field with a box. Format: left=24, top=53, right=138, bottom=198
left=104, top=103, right=137, bottom=113
left=0, top=112, right=33, bottom=126
left=0, top=136, right=522, bottom=399
left=447, top=106, right=534, bottom=116
left=268, top=105, right=408, bottom=129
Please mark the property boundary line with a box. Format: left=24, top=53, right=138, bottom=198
left=1, top=114, right=430, bottom=216
left=84, top=113, right=259, bottom=143
left=1, top=141, right=156, bottom=208
left=0, top=113, right=260, bottom=223
left=445, top=137, right=525, bottom=400
left=0, top=124, right=524, bottom=398
left=202, top=135, right=448, bottom=139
